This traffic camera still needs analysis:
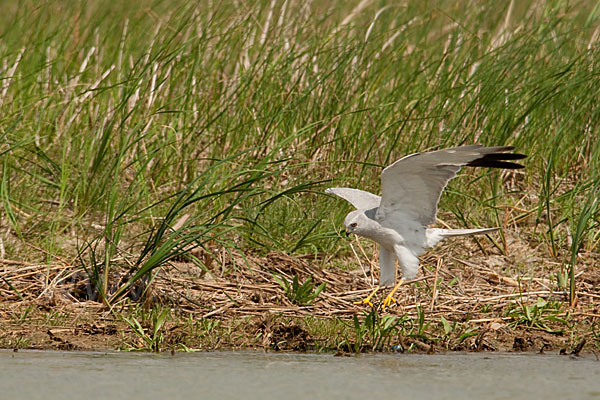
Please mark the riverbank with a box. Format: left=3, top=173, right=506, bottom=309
left=1, top=0, right=600, bottom=355
left=2, top=243, right=598, bottom=354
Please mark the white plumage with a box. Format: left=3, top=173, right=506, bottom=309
left=326, top=145, right=525, bottom=287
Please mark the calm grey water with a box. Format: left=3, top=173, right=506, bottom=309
left=1, top=350, right=599, bottom=400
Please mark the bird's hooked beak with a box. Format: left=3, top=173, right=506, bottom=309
left=345, top=229, right=350, bottom=237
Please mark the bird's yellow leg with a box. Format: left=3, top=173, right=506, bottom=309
left=382, top=280, right=404, bottom=310
left=353, top=286, right=381, bottom=307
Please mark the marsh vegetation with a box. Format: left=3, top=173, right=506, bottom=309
left=1, top=0, right=599, bottom=353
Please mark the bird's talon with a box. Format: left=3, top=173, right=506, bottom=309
left=380, top=279, right=404, bottom=311
left=352, top=299, right=375, bottom=307
left=381, top=295, right=396, bottom=310
left=353, top=286, right=380, bottom=307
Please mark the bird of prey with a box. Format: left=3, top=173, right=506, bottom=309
left=326, top=145, right=526, bottom=308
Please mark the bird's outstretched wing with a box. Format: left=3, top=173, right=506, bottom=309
left=376, top=145, right=525, bottom=226
left=325, top=187, right=381, bottom=210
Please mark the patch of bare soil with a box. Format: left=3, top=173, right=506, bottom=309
left=1, top=237, right=599, bottom=354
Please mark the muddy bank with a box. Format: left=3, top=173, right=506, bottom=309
left=1, top=247, right=599, bottom=354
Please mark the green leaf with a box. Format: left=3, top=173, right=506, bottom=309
left=440, top=316, right=453, bottom=335
left=458, top=329, right=479, bottom=343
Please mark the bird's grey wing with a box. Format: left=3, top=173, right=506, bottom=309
left=379, top=247, right=396, bottom=287
left=325, top=187, right=381, bottom=210
left=377, top=145, right=525, bottom=226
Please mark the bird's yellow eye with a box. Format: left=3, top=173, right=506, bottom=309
left=350, top=222, right=357, bottom=228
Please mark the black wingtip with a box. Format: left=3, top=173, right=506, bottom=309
left=466, top=151, right=527, bottom=169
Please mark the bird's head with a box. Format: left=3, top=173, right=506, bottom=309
left=343, top=210, right=368, bottom=237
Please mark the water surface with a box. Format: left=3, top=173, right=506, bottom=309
left=1, top=350, right=599, bottom=400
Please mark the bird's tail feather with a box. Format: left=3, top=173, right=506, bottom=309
left=439, top=228, right=499, bottom=237
left=425, top=227, right=499, bottom=248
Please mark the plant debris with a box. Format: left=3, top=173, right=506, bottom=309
left=1, top=240, right=599, bottom=353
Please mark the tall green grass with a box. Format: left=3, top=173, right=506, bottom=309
left=1, top=0, right=599, bottom=304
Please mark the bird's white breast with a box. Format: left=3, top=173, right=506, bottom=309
left=376, top=212, right=427, bottom=254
